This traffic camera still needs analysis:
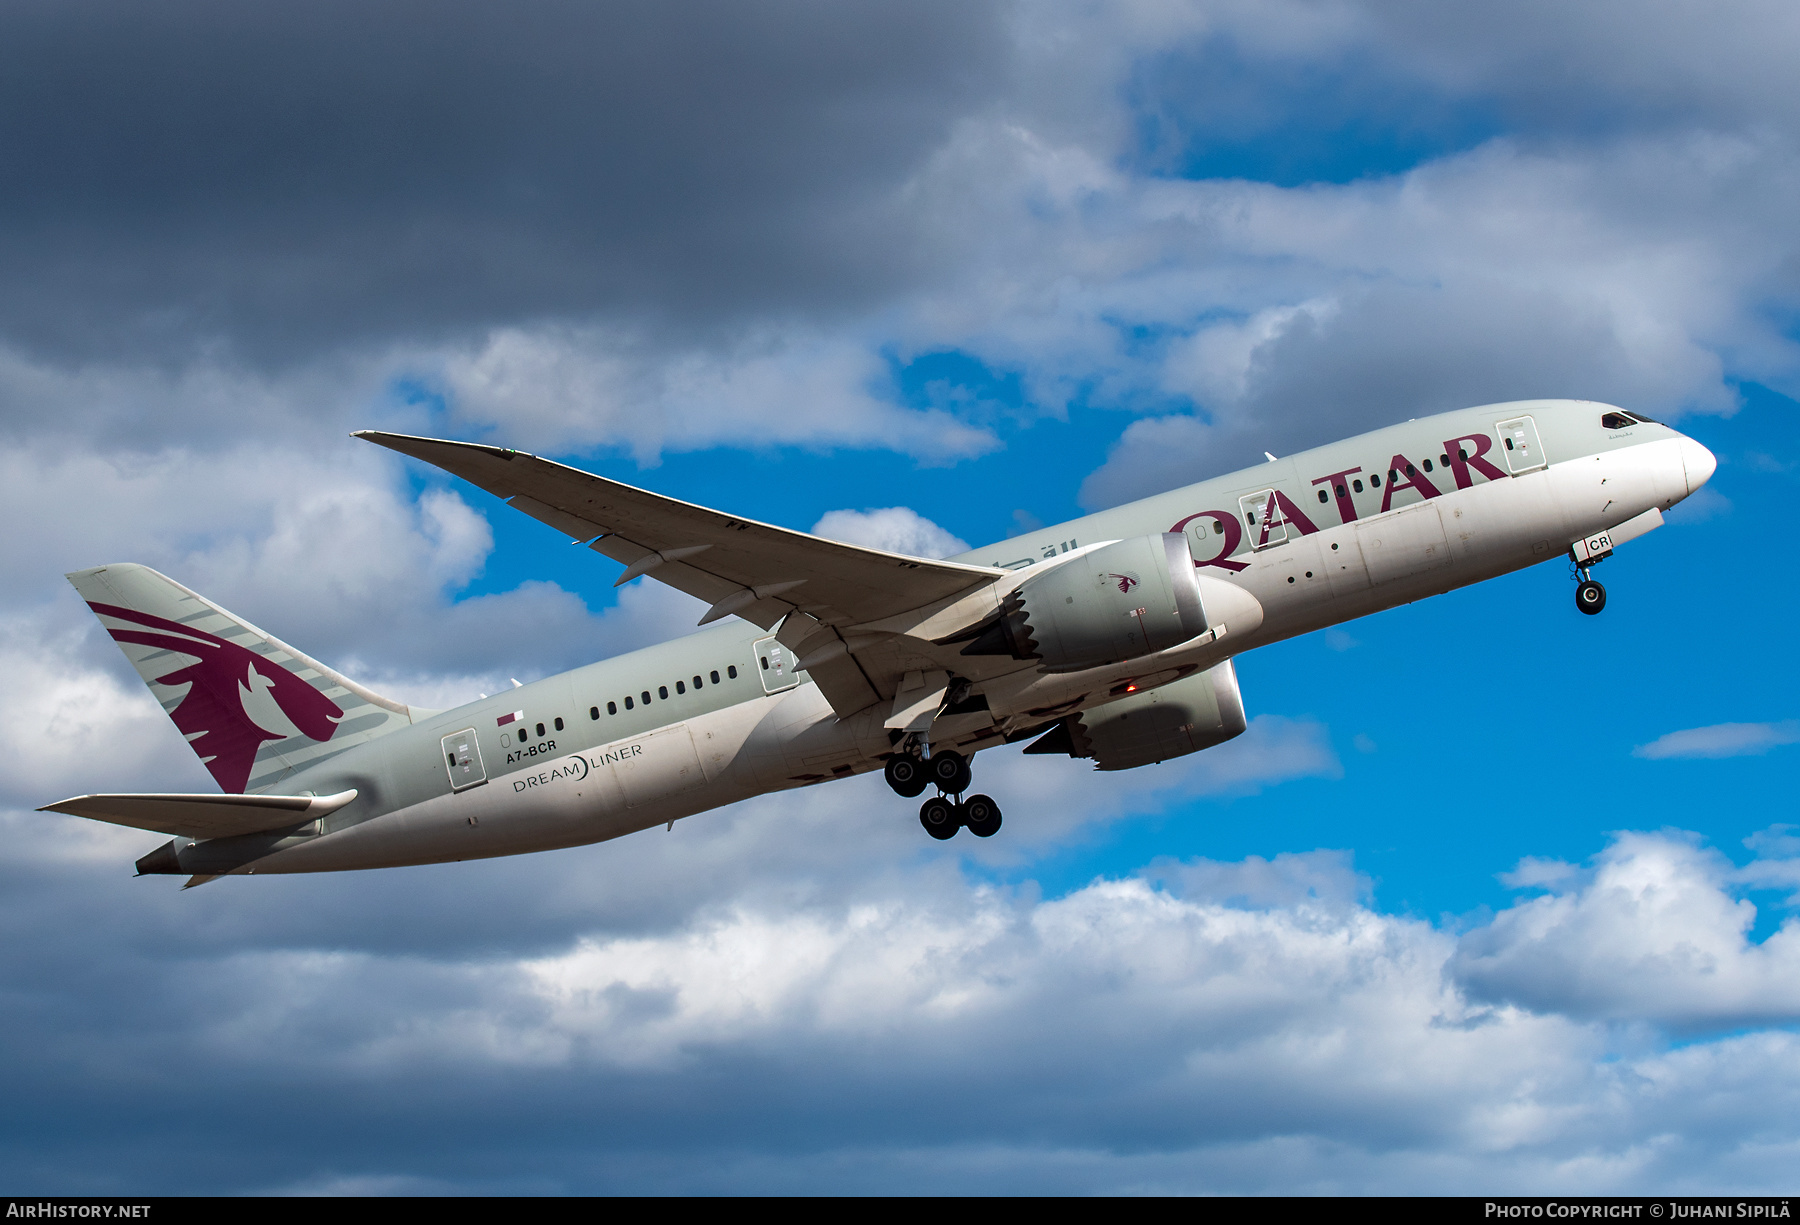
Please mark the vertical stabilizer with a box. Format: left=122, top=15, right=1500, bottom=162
left=69, top=564, right=418, bottom=793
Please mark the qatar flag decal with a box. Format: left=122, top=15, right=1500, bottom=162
left=496, top=710, right=525, bottom=727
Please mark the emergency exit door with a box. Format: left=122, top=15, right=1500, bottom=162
left=753, top=637, right=803, bottom=694
left=442, top=728, right=487, bottom=792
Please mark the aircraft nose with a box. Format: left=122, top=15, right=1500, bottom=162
left=1678, top=434, right=1717, bottom=494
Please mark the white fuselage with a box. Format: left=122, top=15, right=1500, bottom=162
left=196, top=399, right=1711, bottom=877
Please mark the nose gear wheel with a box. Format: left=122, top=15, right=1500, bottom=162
left=1576, top=579, right=1606, bottom=615
left=1568, top=548, right=1609, bottom=616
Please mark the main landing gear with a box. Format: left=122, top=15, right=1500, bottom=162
left=883, top=753, right=929, bottom=798
left=886, top=745, right=1001, bottom=840
left=884, top=744, right=970, bottom=797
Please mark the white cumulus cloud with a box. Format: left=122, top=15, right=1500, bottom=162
left=809, top=507, right=971, bottom=558
left=1454, top=832, right=1800, bottom=1030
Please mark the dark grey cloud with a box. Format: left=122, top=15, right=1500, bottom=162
left=0, top=0, right=1006, bottom=365
left=1125, top=0, right=1800, bottom=187
left=1368, top=0, right=1800, bottom=135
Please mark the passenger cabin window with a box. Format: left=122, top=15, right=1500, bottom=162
left=676, top=680, right=685, bottom=694
left=659, top=685, right=669, bottom=700
left=554, top=717, right=564, bottom=731
left=518, top=726, right=528, bottom=741
left=760, top=656, right=770, bottom=670
left=624, top=696, right=633, bottom=709
left=535, top=723, right=545, bottom=737
left=641, top=691, right=651, bottom=705
left=728, top=665, right=738, bottom=679
left=1423, top=459, right=1434, bottom=472
left=606, top=702, right=617, bottom=715
left=1317, top=489, right=1328, bottom=503
left=693, top=675, right=703, bottom=689
left=1370, top=473, right=1381, bottom=487
left=710, top=670, right=721, bottom=684
left=1601, top=412, right=1635, bottom=430
left=1352, top=479, right=1364, bottom=493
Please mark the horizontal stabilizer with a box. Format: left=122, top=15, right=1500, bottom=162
left=39, top=789, right=358, bottom=840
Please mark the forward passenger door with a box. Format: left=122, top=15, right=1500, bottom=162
left=1495, top=416, right=1547, bottom=475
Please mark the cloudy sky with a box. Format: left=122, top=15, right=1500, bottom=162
left=6, top=0, right=1800, bottom=1195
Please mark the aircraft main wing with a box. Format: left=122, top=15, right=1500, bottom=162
left=356, top=432, right=1005, bottom=716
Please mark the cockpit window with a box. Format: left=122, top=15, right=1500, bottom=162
left=1625, top=410, right=1660, bottom=425
left=1601, top=412, right=1636, bottom=430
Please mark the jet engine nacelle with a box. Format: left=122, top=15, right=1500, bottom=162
left=1027, top=660, right=1248, bottom=771
left=962, top=534, right=1208, bottom=673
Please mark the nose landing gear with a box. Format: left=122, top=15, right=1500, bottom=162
left=1576, top=578, right=1607, bottom=615
left=1569, top=544, right=1610, bottom=616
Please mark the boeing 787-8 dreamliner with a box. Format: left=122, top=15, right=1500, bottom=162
left=43, top=399, right=1715, bottom=885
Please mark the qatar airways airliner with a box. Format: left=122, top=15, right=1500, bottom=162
left=44, top=399, right=1714, bottom=885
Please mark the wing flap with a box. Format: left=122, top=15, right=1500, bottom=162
left=40, top=789, right=359, bottom=839
left=795, top=633, right=883, bottom=715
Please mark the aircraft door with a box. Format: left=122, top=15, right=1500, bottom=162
left=1496, top=415, right=1547, bottom=475
left=753, top=636, right=802, bottom=694
left=1238, top=489, right=1290, bottom=550
left=441, top=729, right=487, bottom=792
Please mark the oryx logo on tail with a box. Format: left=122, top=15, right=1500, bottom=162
left=88, top=602, right=345, bottom=792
